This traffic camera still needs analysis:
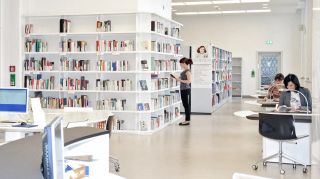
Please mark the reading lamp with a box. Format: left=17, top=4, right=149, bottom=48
left=279, top=89, right=310, bottom=114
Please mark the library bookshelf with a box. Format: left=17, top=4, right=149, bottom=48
left=22, top=12, right=183, bottom=134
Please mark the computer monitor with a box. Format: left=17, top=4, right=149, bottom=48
left=0, top=88, right=29, bottom=113
left=42, top=116, right=64, bottom=179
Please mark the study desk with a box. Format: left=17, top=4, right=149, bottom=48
left=247, top=112, right=312, bottom=165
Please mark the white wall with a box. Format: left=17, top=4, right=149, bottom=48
left=174, top=13, right=301, bottom=95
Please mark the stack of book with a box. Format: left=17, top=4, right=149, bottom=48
left=60, top=58, right=90, bottom=71
left=96, top=59, right=129, bottom=71
left=60, top=76, right=89, bottom=90
left=96, top=79, right=132, bottom=91
left=96, top=20, right=111, bottom=32
left=25, top=39, right=48, bottom=52
left=24, top=75, right=55, bottom=90
left=96, top=40, right=135, bottom=52
left=24, top=57, right=54, bottom=71
left=61, top=39, right=87, bottom=52
left=96, top=98, right=127, bottom=111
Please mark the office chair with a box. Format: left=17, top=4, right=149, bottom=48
left=252, top=113, right=308, bottom=174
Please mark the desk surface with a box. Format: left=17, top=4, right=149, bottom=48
left=246, top=113, right=312, bottom=123
left=0, top=127, right=108, bottom=179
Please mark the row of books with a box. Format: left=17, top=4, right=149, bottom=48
left=40, top=95, right=89, bottom=109
left=150, top=21, right=181, bottom=38
left=61, top=40, right=87, bottom=52
left=96, top=98, right=127, bottom=111
left=150, top=92, right=179, bottom=111
left=96, top=40, right=135, bottom=52
left=60, top=76, right=89, bottom=90
left=137, top=103, right=150, bottom=111
left=96, top=79, right=132, bottom=91
left=97, top=59, right=129, bottom=71
left=151, top=77, right=169, bottom=90
left=213, top=71, right=232, bottom=82
left=212, top=46, right=232, bottom=61
left=151, top=59, right=178, bottom=71
left=25, top=24, right=34, bottom=35
left=25, top=39, right=48, bottom=52
left=96, top=20, right=111, bottom=32
left=24, top=75, right=55, bottom=90
left=60, top=58, right=90, bottom=71
left=141, top=41, right=181, bottom=54
left=60, top=19, right=71, bottom=33
left=24, top=57, right=54, bottom=71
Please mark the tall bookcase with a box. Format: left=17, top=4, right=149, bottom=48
left=22, top=12, right=183, bottom=134
left=190, top=45, right=232, bottom=113
left=232, top=57, right=242, bottom=97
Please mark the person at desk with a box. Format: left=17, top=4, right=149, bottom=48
left=265, top=73, right=284, bottom=102
left=279, top=74, right=312, bottom=111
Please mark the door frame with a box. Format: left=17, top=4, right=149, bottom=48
left=256, top=51, right=283, bottom=89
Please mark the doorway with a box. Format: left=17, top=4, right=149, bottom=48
left=257, top=52, right=282, bottom=87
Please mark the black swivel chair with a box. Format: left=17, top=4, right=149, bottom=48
left=252, top=113, right=308, bottom=174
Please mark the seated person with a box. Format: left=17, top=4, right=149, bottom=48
left=278, top=74, right=312, bottom=112
left=265, top=73, right=285, bottom=101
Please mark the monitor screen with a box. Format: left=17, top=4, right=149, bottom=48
left=42, top=116, right=64, bottom=179
left=0, top=88, right=28, bottom=113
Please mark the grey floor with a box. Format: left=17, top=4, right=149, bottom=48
left=110, top=99, right=320, bottom=179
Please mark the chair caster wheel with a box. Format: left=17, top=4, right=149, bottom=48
left=293, top=164, right=297, bottom=169
left=263, top=162, right=267, bottom=166
left=280, top=169, right=285, bottom=175
left=252, top=165, right=258, bottom=170
left=303, top=168, right=307, bottom=173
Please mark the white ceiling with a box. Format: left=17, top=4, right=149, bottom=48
left=172, top=0, right=304, bottom=15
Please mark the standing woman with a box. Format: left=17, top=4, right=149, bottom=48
left=172, top=57, right=193, bottom=126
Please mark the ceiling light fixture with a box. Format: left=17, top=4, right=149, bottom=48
left=241, top=0, right=270, bottom=3
left=172, top=2, right=186, bottom=6
left=313, top=8, right=320, bottom=11
left=213, top=0, right=240, bottom=4
left=247, top=9, right=271, bottom=13
left=185, top=1, right=212, bottom=5
left=222, top=10, right=246, bottom=14
left=175, top=12, right=199, bottom=15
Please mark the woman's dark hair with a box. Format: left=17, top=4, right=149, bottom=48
left=179, top=57, right=193, bottom=65
left=197, top=46, right=207, bottom=54
left=284, top=74, right=300, bottom=90
left=274, top=73, right=284, bottom=81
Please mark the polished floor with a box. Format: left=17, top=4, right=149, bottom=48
left=110, top=99, right=320, bottom=179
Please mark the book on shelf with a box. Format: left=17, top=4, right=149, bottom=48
left=96, top=20, right=111, bottom=32
left=60, top=76, right=89, bottom=90
left=139, top=80, right=148, bottom=91
left=96, top=98, right=127, bottom=111
left=97, top=59, right=129, bottom=71
left=144, top=103, right=150, bottom=111
left=25, top=24, right=33, bottom=35
left=114, top=118, right=125, bottom=130
left=61, top=39, right=87, bottom=52
left=171, top=27, right=180, bottom=38
left=151, top=59, right=178, bottom=71
left=40, top=95, right=89, bottom=109
left=150, top=20, right=164, bottom=34
left=24, top=57, right=54, bottom=71
left=59, top=19, right=71, bottom=33
left=96, top=40, right=135, bottom=52
left=141, top=41, right=181, bottom=54
left=151, top=75, right=169, bottom=90
left=96, top=79, right=132, bottom=91
left=60, top=57, right=90, bottom=71
left=141, top=60, right=148, bottom=71
left=137, top=103, right=144, bottom=111
left=24, top=75, right=55, bottom=90
left=25, top=39, right=48, bottom=52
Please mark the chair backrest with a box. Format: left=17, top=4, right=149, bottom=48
left=259, top=113, right=297, bottom=140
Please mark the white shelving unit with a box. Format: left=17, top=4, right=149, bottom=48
left=22, top=12, right=183, bottom=134
left=190, top=45, right=232, bottom=113
left=232, top=57, right=242, bottom=97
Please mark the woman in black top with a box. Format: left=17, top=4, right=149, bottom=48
left=172, top=57, right=193, bottom=126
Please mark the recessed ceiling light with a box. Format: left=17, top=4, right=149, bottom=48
left=185, top=1, right=212, bottom=5
left=213, top=0, right=240, bottom=4
left=175, top=12, right=199, bottom=15
left=222, top=10, right=246, bottom=14
left=172, top=2, right=185, bottom=6
left=241, top=0, right=270, bottom=3
left=247, top=9, right=271, bottom=13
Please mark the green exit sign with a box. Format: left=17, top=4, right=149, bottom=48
left=265, top=40, right=273, bottom=45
